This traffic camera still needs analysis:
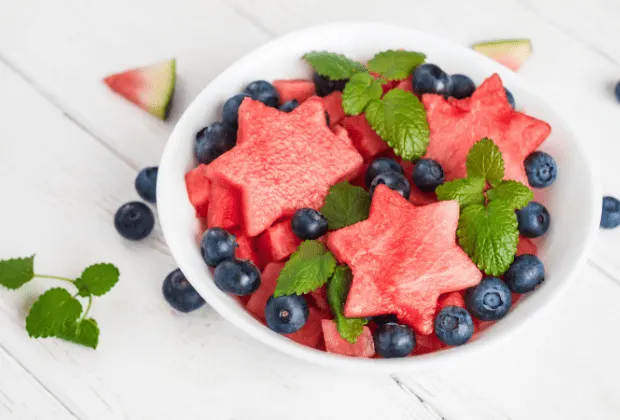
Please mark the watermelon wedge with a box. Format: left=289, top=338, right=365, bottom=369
left=285, top=307, right=324, bottom=349
left=185, top=164, right=211, bottom=217
left=472, top=39, right=532, bottom=72
left=437, top=292, right=466, bottom=311
left=256, top=219, right=301, bottom=264
left=322, top=92, right=345, bottom=127
left=246, top=262, right=284, bottom=320
left=517, top=236, right=538, bottom=256
left=331, top=124, right=354, bottom=147
left=207, top=182, right=242, bottom=230
left=341, top=115, right=389, bottom=160
left=322, top=320, right=375, bottom=357
left=234, top=233, right=261, bottom=269
left=273, top=79, right=316, bottom=104
left=308, top=286, right=331, bottom=314
left=104, top=58, right=176, bottom=120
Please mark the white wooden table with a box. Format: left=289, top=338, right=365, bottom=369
left=1, top=0, right=619, bottom=418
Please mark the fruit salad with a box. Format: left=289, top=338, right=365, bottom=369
left=184, top=48, right=557, bottom=359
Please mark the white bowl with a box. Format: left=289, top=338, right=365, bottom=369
left=158, top=22, right=601, bottom=372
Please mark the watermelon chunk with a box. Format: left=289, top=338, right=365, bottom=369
left=394, top=77, right=413, bottom=93
left=437, top=291, right=466, bottom=311
left=331, top=124, right=353, bottom=147
left=256, top=219, right=301, bottom=264
left=104, top=58, right=176, bottom=120
left=234, top=233, right=261, bottom=269
left=308, top=286, right=331, bottom=314
left=370, top=72, right=401, bottom=94
left=185, top=164, right=211, bottom=217
left=472, top=39, right=532, bottom=72
left=341, top=115, right=389, bottom=160
left=322, top=92, right=345, bottom=127
left=322, top=320, right=375, bottom=357
left=206, top=97, right=363, bottom=236
left=285, top=307, right=323, bottom=349
left=207, top=182, right=241, bottom=230
left=246, top=262, right=284, bottom=320
left=413, top=332, right=446, bottom=355
left=327, top=185, right=482, bottom=334
left=517, top=236, right=538, bottom=256
left=422, top=73, right=551, bottom=185
left=273, top=79, right=316, bottom=104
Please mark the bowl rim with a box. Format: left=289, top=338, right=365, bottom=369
left=158, top=21, right=602, bottom=372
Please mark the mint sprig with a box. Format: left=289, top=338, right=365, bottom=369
left=302, top=51, right=366, bottom=80
left=367, top=50, right=426, bottom=81
left=327, top=265, right=368, bottom=343
left=437, top=138, right=534, bottom=276
left=274, top=241, right=337, bottom=297
left=0, top=255, right=120, bottom=349
left=320, top=182, right=371, bottom=230
left=342, top=73, right=383, bottom=116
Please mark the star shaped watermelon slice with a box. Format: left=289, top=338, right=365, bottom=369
left=207, top=97, right=363, bottom=236
left=422, top=73, right=551, bottom=184
left=327, top=185, right=482, bottom=335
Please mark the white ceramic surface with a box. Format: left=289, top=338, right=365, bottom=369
left=158, top=22, right=601, bottom=372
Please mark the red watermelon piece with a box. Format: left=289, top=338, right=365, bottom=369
left=285, top=307, right=323, bottom=349
left=437, top=291, right=466, bottom=311
left=104, top=58, right=176, bottom=120
left=423, top=74, right=551, bottom=185
left=256, top=219, right=301, bottom=264
left=413, top=332, right=446, bottom=355
left=322, top=320, right=375, bottom=357
left=399, top=160, right=438, bottom=206
left=341, top=115, right=389, bottom=160
left=206, top=97, right=363, bottom=236
left=273, top=79, right=316, bottom=104
left=327, top=185, right=483, bottom=334
left=331, top=124, right=353, bottom=147
left=394, top=77, right=413, bottom=93
left=517, top=236, right=538, bottom=256
left=322, top=92, right=345, bottom=127
left=308, top=286, right=331, bottom=314
left=207, top=182, right=241, bottom=230
left=185, top=164, right=211, bottom=217
left=234, top=233, right=261, bottom=269
left=246, top=262, right=284, bottom=320
left=370, top=72, right=401, bottom=94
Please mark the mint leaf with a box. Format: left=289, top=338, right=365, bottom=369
left=303, top=51, right=365, bottom=80
left=0, top=255, right=35, bottom=290
left=436, top=177, right=486, bottom=207
left=274, top=241, right=337, bottom=297
left=342, top=72, right=383, bottom=116
left=457, top=200, right=519, bottom=276
left=76, top=263, right=119, bottom=297
left=367, top=50, right=426, bottom=81
left=58, top=318, right=99, bottom=349
left=487, top=180, right=533, bottom=209
left=466, top=138, right=504, bottom=184
left=26, top=288, right=83, bottom=338
left=327, top=265, right=368, bottom=343
left=320, top=182, right=371, bottom=230
left=365, top=89, right=430, bottom=160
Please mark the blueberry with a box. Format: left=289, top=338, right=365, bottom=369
left=434, top=306, right=474, bottom=346
left=201, top=228, right=238, bottom=267
left=162, top=268, right=205, bottom=313
left=114, top=201, right=154, bottom=240
left=373, top=323, right=416, bottom=358
left=601, top=196, right=620, bottom=229
left=448, top=74, right=476, bottom=99
left=365, top=157, right=404, bottom=188
left=243, top=80, right=279, bottom=108
left=465, top=277, right=512, bottom=321
left=516, top=201, right=550, bottom=238
left=279, top=99, right=299, bottom=113
left=373, top=314, right=399, bottom=325
left=412, top=64, right=450, bottom=96
left=135, top=166, right=158, bottom=203
left=214, top=259, right=261, bottom=296
left=265, top=295, right=309, bottom=334
left=505, top=88, right=516, bottom=109
left=291, top=208, right=328, bottom=240
left=615, top=81, right=620, bottom=103
left=524, top=151, right=557, bottom=188
left=370, top=171, right=411, bottom=199
left=194, top=122, right=236, bottom=164
left=313, top=73, right=348, bottom=97
left=505, top=254, right=545, bottom=293
left=413, top=159, right=445, bottom=192
left=222, top=93, right=250, bottom=126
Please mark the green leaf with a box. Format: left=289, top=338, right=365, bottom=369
left=365, top=89, right=430, bottom=160
left=487, top=180, right=533, bottom=209
left=57, top=318, right=99, bottom=349
left=342, top=72, right=383, bottom=116
left=457, top=200, right=519, bottom=276
left=435, top=177, right=486, bottom=207
left=326, top=265, right=368, bottom=343
left=0, top=255, right=35, bottom=290
left=466, top=138, right=505, bottom=184
left=320, top=182, right=371, bottom=230
left=76, top=263, right=119, bottom=296
left=302, top=51, right=366, bottom=80
left=274, top=241, right=337, bottom=297
left=367, top=50, right=426, bottom=81
left=26, top=288, right=83, bottom=338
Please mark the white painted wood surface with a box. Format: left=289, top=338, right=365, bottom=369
left=0, top=0, right=619, bottom=418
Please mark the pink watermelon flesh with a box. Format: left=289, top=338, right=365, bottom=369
left=413, top=332, right=446, bottom=355
left=327, top=185, right=483, bottom=335
left=399, top=160, right=438, bottom=206
left=104, top=58, right=176, bottom=120
left=437, top=291, right=466, bottom=311
left=370, top=72, right=401, bottom=94
left=256, top=219, right=301, bottom=264
left=308, top=286, right=331, bottom=314
left=285, top=307, right=323, bottom=349
left=331, top=124, right=353, bottom=147
left=341, top=115, right=389, bottom=160
left=423, top=74, right=551, bottom=185
left=322, top=320, right=375, bottom=357
left=322, top=92, right=345, bottom=127
left=206, top=97, right=363, bottom=236
left=207, top=182, right=241, bottom=230
left=233, top=232, right=261, bottom=269
left=246, top=262, right=284, bottom=320
left=273, top=79, right=316, bottom=104
left=517, top=236, right=538, bottom=256
left=394, top=77, right=413, bottom=93
left=185, top=164, right=211, bottom=217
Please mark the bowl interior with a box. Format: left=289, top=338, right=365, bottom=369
left=158, top=22, right=601, bottom=372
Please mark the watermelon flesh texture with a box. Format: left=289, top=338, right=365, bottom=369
left=308, top=286, right=331, bottom=315
left=285, top=307, right=323, bottom=349
left=331, top=124, right=353, bottom=147
left=341, top=114, right=389, bottom=160
left=472, top=39, right=532, bottom=72
left=185, top=164, right=211, bottom=217
left=437, top=291, right=466, bottom=311
left=322, top=320, right=375, bottom=357
left=517, top=236, right=538, bottom=256
left=322, top=92, right=345, bottom=127
left=246, top=262, right=284, bottom=320
left=273, top=79, right=316, bottom=104
left=104, top=58, right=176, bottom=120
left=234, top=232, right=261, bottom=269
left=207, top=182, right=241, bottom=230
left=256, top=219, right=301, bottom=264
